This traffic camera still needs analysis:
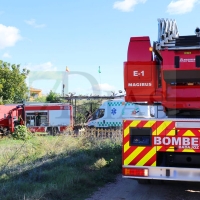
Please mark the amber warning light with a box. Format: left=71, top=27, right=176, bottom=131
left=123, top=168, right=149, bottom=177
left=149, top=47, right=153, bottom=52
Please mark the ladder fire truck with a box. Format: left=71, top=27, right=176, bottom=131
left=0, top=103, right=73, bottom=135
left=122, top=18, right=200, bottom=183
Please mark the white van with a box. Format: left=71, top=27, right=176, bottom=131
left=87, top=99, right=166, bottom=128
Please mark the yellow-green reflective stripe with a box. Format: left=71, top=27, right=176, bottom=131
left=124, top=147, right=145, bottom=165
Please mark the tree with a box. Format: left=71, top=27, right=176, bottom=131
left=45, top=90, right=67, bottom=103
left=33, top=96, right=47, bottom=103
left=0, top=61, right=30, bottom=103
left=46, top=90, right=60, bottom=102
left=74, top=100, right=101, bottom=124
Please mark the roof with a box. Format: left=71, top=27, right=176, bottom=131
left=30, top=87, right=42, bottom=92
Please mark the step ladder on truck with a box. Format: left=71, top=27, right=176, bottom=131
left=122, top=18, right=200, bottom=183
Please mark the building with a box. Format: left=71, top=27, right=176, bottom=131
left=29, top=87, right=42, bottom=101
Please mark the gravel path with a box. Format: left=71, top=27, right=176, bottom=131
left=86, top=175, right=200, bottom=200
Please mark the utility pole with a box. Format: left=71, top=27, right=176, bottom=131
left=62, top=84, right=65, bottom=97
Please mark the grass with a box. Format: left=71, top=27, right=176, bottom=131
left=0, top=134, right=122, bottom=200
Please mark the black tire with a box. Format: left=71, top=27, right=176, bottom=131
left=46, top=127, right=54, bottom=135
left=52, top=127, right=59, bottom=136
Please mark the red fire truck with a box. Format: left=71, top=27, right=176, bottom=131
left=122, top=18, right=200, bottom=183
left=0, top=103, right=73, bottom=135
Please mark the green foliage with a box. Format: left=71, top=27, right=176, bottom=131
left=0, top=96, right=3, bottom=105
left=32, top=95, right=47, bottom=102
left=46, top=90, right=60, bottom=102
left=0, top=83, right=2, bottom=92
left=93, top=158, right=107, bottom=169
left=0, top=60, right=30, bottom=103
left=75, top=100, right=101, bottom=124
left=30, top=92, right=37, bottom=98
left=0, top=135, right=122, bottom=200
left=12, top=125, right=32, bottom=141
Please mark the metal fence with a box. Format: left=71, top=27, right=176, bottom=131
left=64, top=127, right=122, bottom=139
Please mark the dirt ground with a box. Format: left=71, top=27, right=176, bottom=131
left=85, top=175, right=200, bottom=200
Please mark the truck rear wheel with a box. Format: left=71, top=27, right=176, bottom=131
left=52, top=127, right=59, bottom=136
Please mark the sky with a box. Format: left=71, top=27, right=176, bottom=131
left=0, top=0, right=200, bottom=96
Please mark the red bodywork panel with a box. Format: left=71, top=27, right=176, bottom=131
left=123, top=119, right=200, bottom=166
left=0, top=104, right=73, bottom=133
left=124, top=36, right=162, bottom=103
left=124, top=36, right=200, bottom=109
left=0, top=105, right=21, bottom=132
left=127, top=37, right=153, bottom=62
left=161, top=50, right=200, bottom=109
left=25, top=105, right=71, bottom=111
left=24, top=104, right=73, bottom=128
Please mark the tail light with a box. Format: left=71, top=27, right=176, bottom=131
left=123, top=168, right=149, bottom=177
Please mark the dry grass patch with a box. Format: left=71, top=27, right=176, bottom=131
left=0, top=133, right=122, bottom=200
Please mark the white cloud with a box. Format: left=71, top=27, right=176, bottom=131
left=25, top=62, right=59, bottom=94
left=2, top=52, right=11, bottom=58
left=167, top=0, right=198, bottom=14
left=92, top=83, right=117, bottom=95
left=25, top=62, right=57, bottom=71
left=25, top=19, right=46, bottom=28
left=113, top=0, right=147, bottom=12
left=0, top=24, right=21, bottom=49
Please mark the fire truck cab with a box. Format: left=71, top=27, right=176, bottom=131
left=122, top=19, right=200, bottom=183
